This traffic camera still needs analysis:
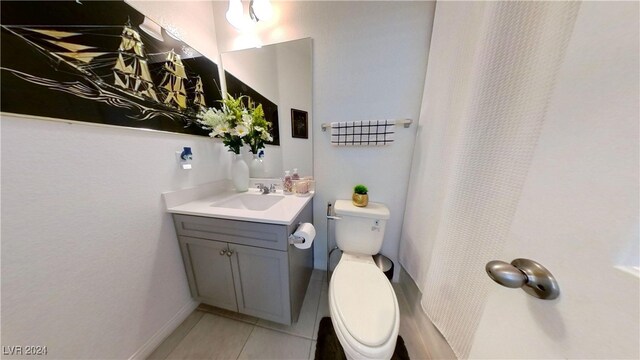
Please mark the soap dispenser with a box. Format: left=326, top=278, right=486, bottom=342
left=283, top=170, right=293, bottom=194
left=292, top=168, right=300, bottom=180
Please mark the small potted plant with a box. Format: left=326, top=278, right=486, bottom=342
left=352, top=184, right=368, bottom=207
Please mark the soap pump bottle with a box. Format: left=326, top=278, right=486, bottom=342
left=292, top=168, right=300, bottom=180
left=283, top=170, right=293, bottom=194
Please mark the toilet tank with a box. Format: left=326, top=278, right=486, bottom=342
left=334, top=200, right=390, bottom=255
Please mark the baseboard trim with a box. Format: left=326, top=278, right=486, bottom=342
left=398, top=266, right=457, bottom=359
left=129, top=299, right=199, bottom=360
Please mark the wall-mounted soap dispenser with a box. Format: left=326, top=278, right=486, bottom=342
left=178, top=147, right=193, bottom=170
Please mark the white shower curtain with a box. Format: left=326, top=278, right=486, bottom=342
left=400, top=2, right=580, bottom=358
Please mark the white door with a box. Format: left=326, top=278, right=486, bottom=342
left=469, top=2, right=639, bottom=358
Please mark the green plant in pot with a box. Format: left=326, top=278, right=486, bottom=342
left=352, top=184, right=369, bottom=207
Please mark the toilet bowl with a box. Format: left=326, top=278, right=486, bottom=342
left=328, top=200, right=399, bottom=360
left=329, top=253, right=400, bottom=359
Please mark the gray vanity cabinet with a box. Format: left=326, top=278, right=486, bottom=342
left=230, top=243, right=289, bottom=322
left=178, top=237, right=238, bottom=312
left=173, top=201, right=313, bottom=325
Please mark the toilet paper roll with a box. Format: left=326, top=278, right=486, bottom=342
left=292, top=223, right=315, bottom=249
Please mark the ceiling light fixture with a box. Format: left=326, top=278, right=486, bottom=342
left=250, top=0, right=273, bottom=22
left=226, top=0, right=272, bottom=30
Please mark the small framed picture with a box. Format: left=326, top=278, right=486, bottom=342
left=291, top=109, right=308, bottom=139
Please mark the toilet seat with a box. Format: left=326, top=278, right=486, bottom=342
left=329, top=253, right=400, bottom=359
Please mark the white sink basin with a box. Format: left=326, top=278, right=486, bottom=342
left=211, top=193, right=285, bottom=211
left=164, top=181, right=314, bottom=225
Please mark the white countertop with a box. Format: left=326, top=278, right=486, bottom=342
left=165, top=184, right=314, bottom=225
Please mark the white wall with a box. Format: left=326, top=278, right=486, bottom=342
left=1, top=2, right=228, bottom=358
left=213, top=1, right=436, bottom=275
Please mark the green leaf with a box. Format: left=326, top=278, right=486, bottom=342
left=354, top=184, right=368, bottom=194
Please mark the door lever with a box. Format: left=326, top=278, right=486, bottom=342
left=485, top=258, right=559, bottom=300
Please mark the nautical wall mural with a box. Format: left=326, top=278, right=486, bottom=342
left=0, top=1, right=223, bottom=136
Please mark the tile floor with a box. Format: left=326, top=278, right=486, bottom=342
left=148, top=270, right=430, bottom=360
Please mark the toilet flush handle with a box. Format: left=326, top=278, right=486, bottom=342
left=485, top=258, right=560, bottom=300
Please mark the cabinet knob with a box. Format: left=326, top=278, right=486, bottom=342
left=226, top=250, right=234, bottom=257
left=219, top=249, right=227, bottom=256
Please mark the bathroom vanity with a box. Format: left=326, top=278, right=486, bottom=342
left=165, top=183, right=314, bottom=325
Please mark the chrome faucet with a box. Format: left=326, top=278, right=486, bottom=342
left=256, top=183, right=270, bottom=194
left=256, top=183, right=277, bottom=194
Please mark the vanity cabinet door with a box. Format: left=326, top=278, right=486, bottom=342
left=230, top=243, right=291, bottom=324
left=178, top=236, right=238, bottom=312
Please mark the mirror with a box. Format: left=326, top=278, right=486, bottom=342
left=221, top=38, right=313, bottom=179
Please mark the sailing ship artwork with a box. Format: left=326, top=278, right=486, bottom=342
left=0, top=1, right=224, bottom=136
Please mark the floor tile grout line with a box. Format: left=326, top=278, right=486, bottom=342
left=196, top=278, right=411, bottom=349
left=246, top=277, right=326, bottom=341
left=153, top=272, right=427, bottom=360
left=236, top=323, right=257, bottom=360
left=252, top=322, right=314, bottom=341
left=158, top=312, right=207, bottom=360
left=197, top=307, right=259, bottom=327
left=394, top=285, right=431, bottom=360
left=197, top=274, right=328, bottom=354
left=250, top=282, right=324, bottom=341
left=309, top=278, right=325, bottom=341
left=200, top=305, right=318, bottom=341
left=307, top=338, right=314, bottom=360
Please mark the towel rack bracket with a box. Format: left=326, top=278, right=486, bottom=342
left=321, top=118, right=412, bottom=132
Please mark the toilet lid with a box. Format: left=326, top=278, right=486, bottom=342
left=332, top=260, right=396, bottom=347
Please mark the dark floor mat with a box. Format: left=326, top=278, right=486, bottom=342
left=315, top=317, right=410, bottom=360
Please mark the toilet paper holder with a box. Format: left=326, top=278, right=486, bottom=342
left=288, top=234, right=306, bottom=245
left=288, top=222, right=307, bottom=245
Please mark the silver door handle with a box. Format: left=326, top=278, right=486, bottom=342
left=220, top=249, right=227, bottom=256
left=226, top=250, right=234, bottom=257
left=485, top=258, right=559, bottom=300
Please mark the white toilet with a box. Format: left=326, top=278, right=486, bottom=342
left=329, top=200, right=400, bottom=360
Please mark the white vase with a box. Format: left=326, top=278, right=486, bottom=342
left=231, top=154, right=249, bottom=192
left=248, top=154, right=264, bottom=178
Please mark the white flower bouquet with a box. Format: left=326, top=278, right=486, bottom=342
left=197, top=94, right=272, bottom=154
